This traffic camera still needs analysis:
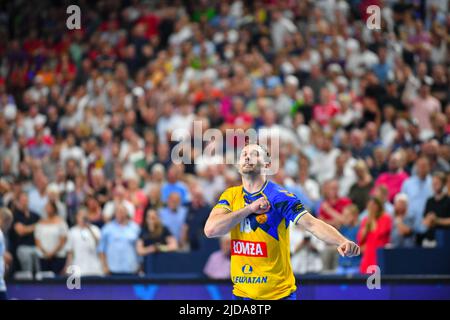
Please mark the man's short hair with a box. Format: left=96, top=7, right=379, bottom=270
left=394, top=193, right=408, bottom=204
left=0, top=207, right=13, bottom=230
left=244, top=141, right=271, bottom=163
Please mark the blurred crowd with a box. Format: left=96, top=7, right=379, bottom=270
left=0, top=0, right=449, bottom=279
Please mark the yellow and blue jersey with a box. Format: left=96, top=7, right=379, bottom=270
left=214, top=180, right=308, bottom=300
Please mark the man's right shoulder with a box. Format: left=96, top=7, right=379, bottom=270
left=215, top=185, right=242, bottom=210
left=222, top=185, right=242, bottom=194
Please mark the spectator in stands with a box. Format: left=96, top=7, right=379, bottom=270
left=145, top=185, right=164, bottom=212
left=405, top=78, right=441, bottom=140
left=447, top=172, right=450, bottom=198
left=390, top=194, right=415, bottom=248
left=0, top=208, right=13, bottom=300
left=422, top=140, right=450, bottom=174
left=401, top=157, right=433, bottom=242
left=102, top=185, right=135, bottom=222
left=290, top=223, right=324, bottom=274
left=358, top=197, right=392, bottom=274
left=99, top=204, right=140, bottom=276
left=161, top=165, right=190, bottom=205
left=0, top=180, right=11, bottom=208
left=369, top=146, right=388, bottom=178
left=310, top=133, right=340, bottom=184
left=297, top=154, right=320, bottom=213
left=313, top=88, right=339, bottom=129
left=373, top=151, right=409, bottom=203
left=422, top=172, right=450, bottom=245
left=318, top=179, right=352, bottom=228
left=0, top=130, right=19, bottom=178
left=89, top=169, right=109, bottom=208
left=65, top=208, right=103, bottom=276
left=11, top=192, right=40, bottom=276
left=336, top=204, right=361, bottom=275
left=203, top=235, right=230, bottom=280
left=46, top=183, right=67, bottom=222
left=348, top=160, right=374, bottom=212
left=27, top=171, right=49, bottom=217
left=360, top=185, right=394, bottom=221
left=186, top=187, right=211, bottom=250
left=126, top=174, right=148, bottom=226
left=34, top=200, right=68, bottom=275
left=159, top=192, right=188, bottom=249
left=85, top=196, right=104, bottom=229
left=197, top=165, right=226, bottom=206
left=318, top=179, right=351, bottom=271
left=349, top=129, right=373, bottom=160
left=334, top=151, right=357, bottom=198
left=136, top=209, right=177, bottom=257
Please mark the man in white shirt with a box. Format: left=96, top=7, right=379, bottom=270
left=310, top=134, right=341, bottom=185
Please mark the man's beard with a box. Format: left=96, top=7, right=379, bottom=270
left=239, top=163, right=263, bottom=176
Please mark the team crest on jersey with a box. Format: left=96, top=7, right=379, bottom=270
left=255, top=214, right=268, bottom=224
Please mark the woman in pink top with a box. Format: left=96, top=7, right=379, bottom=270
left=127, top=176, right=148, bottom=225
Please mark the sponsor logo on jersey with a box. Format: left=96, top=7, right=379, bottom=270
left=232, top=276, right=268, bottom=284
left=241, top=264, right=253, bottom=274
left=231, top=240, right=267, bottom=257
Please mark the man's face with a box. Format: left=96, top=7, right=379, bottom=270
left=416, top=158, right=430, bottom=179
left=394, top=199, right=407, bottom=215
left=76, top=210, right=87, bottom=226
left=115, top=206, right=128, bottom=222
left=238, top=145, right=267, bottom=175
left=168, top=193, right=181, bottom=210
left=19, top=194, right=28, bottom=210
left=388, top=155, right=399, bottom=171
left=342, top=208, right=356, bottom=225
left=325, top=181, right=338, bottom=199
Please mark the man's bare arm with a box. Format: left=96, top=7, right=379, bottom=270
left=298, top=212, right=360, bottom=257
left=204, top=197, right=269, bottom=238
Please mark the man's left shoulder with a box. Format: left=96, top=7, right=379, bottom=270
left=267, top=181, right=297, bottom=200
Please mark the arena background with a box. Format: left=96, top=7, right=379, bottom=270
left=0, top=0, right=449, bottom=300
